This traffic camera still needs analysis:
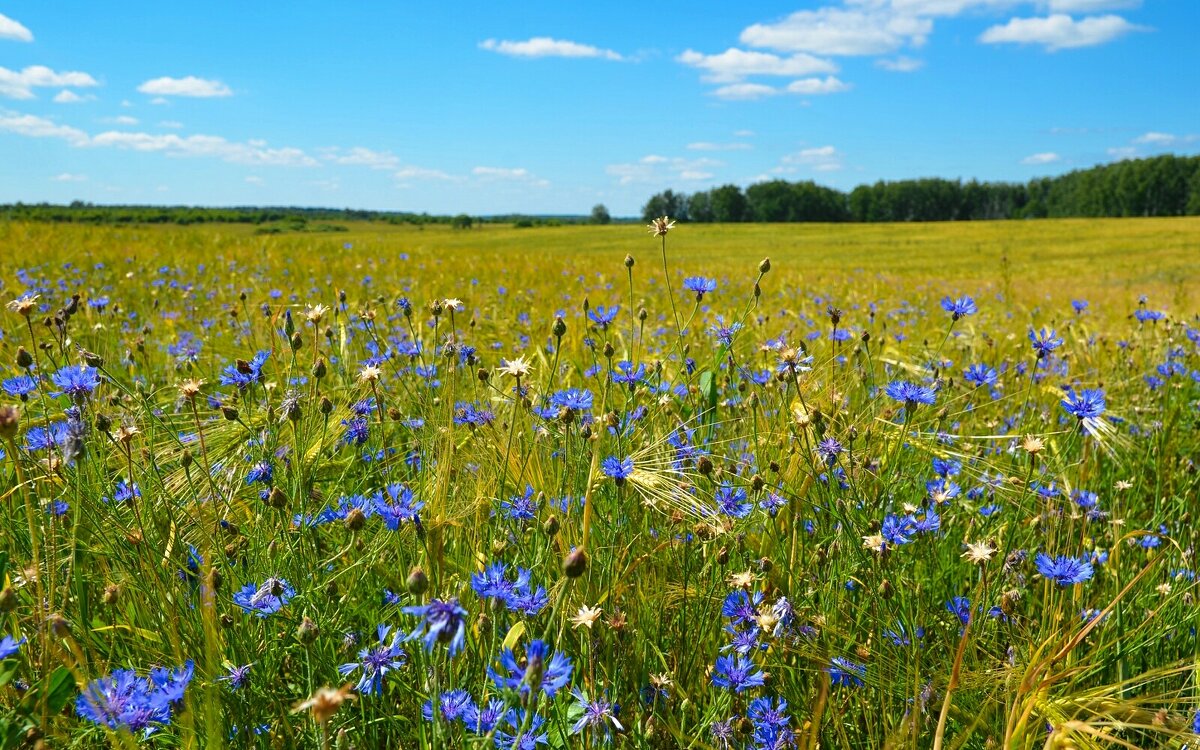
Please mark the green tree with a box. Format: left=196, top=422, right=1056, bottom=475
left=590, top=204, right=612, bottom=225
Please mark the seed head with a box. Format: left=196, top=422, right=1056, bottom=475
left=647, top=216, right=676, bottom=237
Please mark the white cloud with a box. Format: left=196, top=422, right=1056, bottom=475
left=0, top=66, right=100, bottom=100
left=780, top=145, right=844, bottom=172
left=876, top=55, right=925, bottom=71
left=479, top=37, right=622, bottom=61
left=979, top=14, right=1142, bottom=50
left=1043, top=0, right=1140, bottom=11
left=102, top=115, right=139, bottom=125
left=0, top=13, right=33, bottom=42
left=90, top=130, right=316, bottom=165
left=1106, top=146, right=1137, bottom=160
left=1132, top=131, right=1197, bottom=146
left=606, top=155, right=722, bottom=185
left=53, top=90, right=95, bottom=104
left=158, top=120, right=183, bottom=129
left=394, top=165, right=456, bottom=183
left=733, top=129, right=756, bottom=137
left=149, top=97, right=169, bottom=105
left=711, top=82, right=779, bottom=101
left=137, top=76, right=232, bottom=98
left=245, top=175, right=264, bottom=185
left=51, top=173, right=87, bottom=182
left=740, top=8, right=932, bottom=56
left=687, top=141, right=752, bottom=151
left=323, top=146, right=400, bottom=170
left=472, top=166, right=549, bottom=187
left=1020, top=151, right=1061, bottom=164
left=676, top=48, right=837, bottom=82
left=0, top=112, right=89, bottom=145
left=785, top=76, right=851, bottom=94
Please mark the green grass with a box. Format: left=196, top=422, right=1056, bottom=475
left=0, top=217, right=1197, bottom=749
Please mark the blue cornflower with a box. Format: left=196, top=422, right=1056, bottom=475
left=107, top=479, right=141, bottom=504
left=963, top=364, right=997, bottom=387
left=0, top=634, right=25, bottom=659
left=570, top=688, right=624, bottom=742
left=489, top=639, right=573, bottom=697
left=550, top=388, right=594, bottom=412
left=1072, top=490, right=1099, bottom=509
left=946, top=596, right=972, bottom=625
left=501, top=484, right=540, bottom=521
left=1029, top=328, right=1063, bottom=358
left=715, top=484, right=752, bottom=519
left=722, top=589, right=763, bottom=627
left=341, top=416, right=370, bottom=446
left=711, top=654, right=766, bottom=693
left=710, top=718, right=736, bottom=749
left=1071, top=300, right=1088, bottom=314
left=219, top=351, right=269, bottom=391
left=587, top=305, right=619, bottom=329
left=816, top=437, right=843, bottom=466
left=232, top=577, right=294, bottom=617
left=218, top=664, right=251, bottom=690
left=422, top=689, right=474, bottom=722
left=749, top=696, right=792, bottom=749
left=402, top=598, right=467, bottom=656
left=374, top=483, right=424, bottom=529
left=940, top=295, right=977, bottom=320
left=471, top=562, right=515, bottom=601
left=506, top=575, right=550, bottom=617
left=464, top=697, right=506, bottom=734
left=453, top=401, right=494, bottom=427
left=683, top=276, right=717, bottom=300
left=1035, top=553, right=1094, bottom=586
left=51, top=365, right=101, bottom=399
left=610, top=360, right=646, bottom=386
left=886, top=380, right=937, bottom=408
left=881, top=513, right=916, bottom=548
left=710, top=322, right=743, bottom=347
left=76, top=661, right=193, bottom=735
left=601, top=455, right=634, bottom=485
left=245, top=461, right=273, bottom=485
left=828, top=657, right=866, bottom=688
left=495, top=710, right=549, bottom=750
left=2, top=374, right=38, bottom=399
left=1061, top=388, right=1105, bottom=420
left=338, top=624, right=407, bottom=695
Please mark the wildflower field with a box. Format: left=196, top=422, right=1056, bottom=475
left=0, top=215, right=1198, bottom=749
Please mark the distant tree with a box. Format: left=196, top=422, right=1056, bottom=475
left=451, top=214, right=473, bottom=230
left=642, top=190, right=688, bottom=223
left=590, top=204, right=612, bottom=225
left=710, top=184, right=748, bottom=222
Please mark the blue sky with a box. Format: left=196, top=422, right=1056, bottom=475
left=0, top=1, right=1196, bottom=215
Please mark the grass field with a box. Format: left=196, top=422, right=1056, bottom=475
left=0, top=217, right=1198, bottom=748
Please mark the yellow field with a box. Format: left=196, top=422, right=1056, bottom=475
left=2, top=217, right=1196, bottom=313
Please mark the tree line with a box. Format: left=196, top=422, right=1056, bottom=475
left=643, top=154, right=1200, bottom=223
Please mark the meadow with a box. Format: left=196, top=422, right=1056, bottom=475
left=0, top=216, right=1198, bottom=749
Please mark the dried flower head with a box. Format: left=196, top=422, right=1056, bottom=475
left=294, top=684, right=356, bottom=724
left=1021, top=435, right=1045, bottom=455
left=647, top=216, right=676, bottom=237
left=571, top=605, right=603, bottom=630
left=6, top=294, right=40, bottom=317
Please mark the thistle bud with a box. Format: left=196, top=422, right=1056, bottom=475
left=267, top=486, right=288, bottom=509
left=624, top=254, right=635, bottom=268
left=102, top=583, right=120, bottom=606
left=638, top=307, right=648, bottom=322
left=697, top=456, right=713, bottom=476
left=181, top=449, right=193, bottom=468
left=759, top=258, right=771, bottom=274
left=562, top=548, right=588, bottom=578
left=344, top=507, right=366, bottom=531
left=477, top=368, right=489, bottom=382
left=716, top=546, right=729, bottom=565
left=296, top=616, right=320, bottom=645
left=16, top=347, right=33, bottom=369
left=552, top=317, right=567, bottom=338
left=0, top=586, right=17, bottom=611
left=751, top=474, right=765, bottom=492
left=319, top=396, right=333, bottom=415
left=0, top=405, right=19, bottom=440
left=221, top=406, right=239, bottom=421
left=49, top=613, right=70, bottom=638
left=878, top=579, right=894, bottom=600
left=290, top=333, right=303, bottom=351
left=543, top=515, right=560, bottom=536
left=406, top=566, right=429, bottom=596
left=603, top=342, right=615, bottom=358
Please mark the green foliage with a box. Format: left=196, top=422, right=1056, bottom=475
left=644, top=154, right=1200, bottom=223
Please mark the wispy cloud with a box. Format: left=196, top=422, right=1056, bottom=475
left=779, top=145, right=844, bottom=172
left=710, top=77, right=850, bottom=101
left=0, top=112, right=90, bottom=145
left=1132, top=131, right=1197, bottom=147
left=0, top=66, right=99, bottom=100
left=137, top=76, right=232, bottom=98
left=53, top=90, right=96, bottom=104
left=473, top=166, right=550, bottom=187
left=479, top=37, right=623, bottom=61
left=51, top=172, right=87, bottom=182
left=875, top=55, right=925, bottom=72
left=979, top=14, right=1143, bottom=50
left=0, top=13, right=33, bottom=42
left=1020, top=151, right=1061, bottom=164
left=321, top=147, right=400, bottom=170
left=606, top=155, right=723, bottom=185
left=677, top=48, right=836, bottom=83
left=686, top=141, right=752, bottom=151
left=787, top=76, right=852, bottom=94
left=740, top=7, right=932, bottom=56
left=711, top=83, right=779, bottom=101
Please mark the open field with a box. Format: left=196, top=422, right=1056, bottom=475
left=0, top=217, right=1198, bottom=748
